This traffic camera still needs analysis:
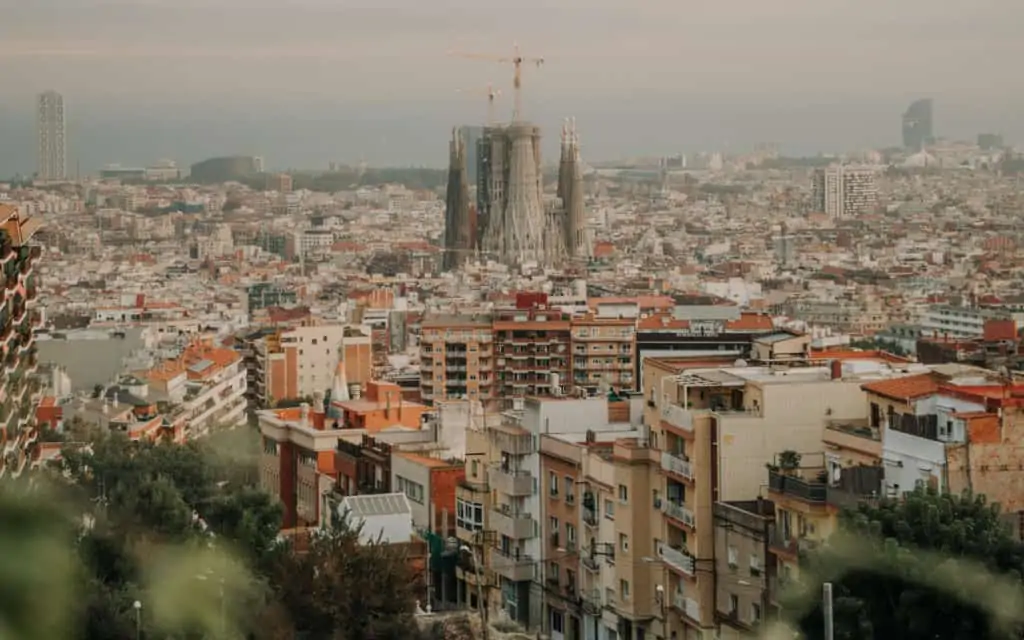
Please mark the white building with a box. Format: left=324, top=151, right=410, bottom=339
left=37, top=90, right=67, bottom=182
left=811, top=164, right=878, bottom=218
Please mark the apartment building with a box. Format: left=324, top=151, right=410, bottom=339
left=572, top=316, right=636, bottom=394
left=139, top=337, right=247, bottom=437
left=643, top=354, right=907, bottom=640
left=540, top=434, right=584, bottom=639
left=454, top=421, right=492, bottom=612
left=419, top=314, right=494, bottom=406
left=253, top=324, right=372, bottom=407
left=811, top=164, right=878, bottom=218
left=391, top=451, right=466, bottom=535
left=0, top=205, right=44, bottom=477
left=492, top=302, right=573, bottom=411
left=713, top=500, right=774, bottom=638
left=336, top=434, right=394, bottom=496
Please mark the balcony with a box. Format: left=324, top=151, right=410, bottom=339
left=657, top=541, right=695, bottom=577
left=769, top=524, right=821, bottom=558
left=581, top=589, right=603, bottom=616
left=491, top=549, right=535, bottom=582
left=582, top=508, right=598, bottom=528
left=491, top=467, right=533, bottom=496
left=661, top=451, right=694, bottom=481
left=663, top=499, right=696, bottom=529
left=672, top=592, right=701, bottom=624
left=491, top=505, right=535, bottom=539
left=767, top=469, right=826, bottom=503
left=661, top=404, right=694, bottom=432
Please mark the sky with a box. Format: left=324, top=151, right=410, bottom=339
left=1, top=0, right=1022, bottom=175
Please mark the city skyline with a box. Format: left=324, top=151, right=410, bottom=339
left=3, top=0, right=1024, bottom=175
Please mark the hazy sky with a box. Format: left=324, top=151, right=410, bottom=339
left=1, top=0, right=1021, bottom=174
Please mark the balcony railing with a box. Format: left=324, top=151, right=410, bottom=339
left=661, top=404, right=694, bottom=432
left=491, top=467, right=533, bottom=496
left=657, top=540, right=695, bottom=577
left=491, top=505, right=535, bottom=539
left=663, top=499, right=696, bottom=529
left=768, top=469, right=827, bottom=503
left=661, top=451, right=694, bottom=481
left=491, top=549, right=535, bottom=582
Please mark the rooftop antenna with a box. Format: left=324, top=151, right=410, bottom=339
left=450, top=42, right=544, bottom=122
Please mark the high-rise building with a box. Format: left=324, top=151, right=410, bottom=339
left=811, top=165, right=877, bottom=218
left=0, top=205, right=44, bottom=477
left=902, top=98, right=934, bottom=150
left=37, top=91, right=66, bottom=182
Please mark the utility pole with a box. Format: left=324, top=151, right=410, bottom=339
left=823, top=582, right=834, bottom=640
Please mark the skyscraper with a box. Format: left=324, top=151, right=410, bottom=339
left=902, top=98, right=934, bottom=151
left=811, top=165, right=878, bottom=218
left=37, top=91, right=67, bottom=182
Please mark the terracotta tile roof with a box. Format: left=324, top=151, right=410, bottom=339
left=725, top=313, right=773, bottom=332
left=861, top=373, right=942, bottom=401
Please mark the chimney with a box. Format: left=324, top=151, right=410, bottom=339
left=830, top=359, right=843, bottom=381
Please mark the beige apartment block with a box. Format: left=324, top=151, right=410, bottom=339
left=419, top=314, right=494, bottom=407
left=571, top=316, right=637, bottom=393
left=642, top=354, right=904, bottom=640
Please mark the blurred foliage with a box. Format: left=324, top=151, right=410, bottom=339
left=0, top=428, right=429, bottom=639
left=789, top=487, right=1024, bottom=640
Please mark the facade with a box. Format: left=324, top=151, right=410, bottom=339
left=37, top=91, right=67, bottom=182
left=0, top=205, right=44, bottom=478
left=419, top=314, right=494, bottom=407
left=492, top=299, right=572, bottom=411
left=335, top=434, right=394, bottom=496
left=902, top=98, right=934, bottom=150
left=540, top=434, right=584, bottom=640
left=811, top=164, right=878, bottom=218
left=139, top=337, right=248, bottom=437
left=572, top=316, right=636, bottom=395
left=713, top=500, right=773, bottom=638
left=391, top=451, right=466, bottom=535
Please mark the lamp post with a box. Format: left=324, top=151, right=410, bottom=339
left=132, top=600, right=142, bottom=640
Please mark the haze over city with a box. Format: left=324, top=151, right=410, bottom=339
left=2, top=0, right=1023, bottom=174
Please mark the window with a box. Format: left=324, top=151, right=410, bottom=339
left=727, top=545, right=738, bottom=569
left=548, top=562, right=559, bottom=582
left=604, top=498, right=615, bottom=519
left=397, top=476, right=424, bottom=504
left=750, top=552, right=762, bottom=576
left=549, top=471, right=559, bottom=497
left=619, top=533, right=629, bottom=553
left=551, top=610, right=564, bottom=634
left=456, top=498, right=484, bottom=531
left=471, top=460, right=479, bottom=477
left=566, top=524, right=577, bottom=545
left=620, top=579, right=630, bottom=601
left=729, top=594, right=739, bottom=615
left=566, top=569, right=576, bottom=592
left=550, top=516, right=560, bottom=535
left=618, top=484, right=629, bottom=503
left=751, top=603, right=762, bottom=623
left=564, top=476, right=575, bottom=503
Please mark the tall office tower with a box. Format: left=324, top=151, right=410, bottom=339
left=0, top=205, right=44, bottom=478
left=557, top=119, right=591, bottom=260
left=811, top=165, right=878, bottom=219
left=902, top=98, right=934, bottom=151
left=479, top=123, right=549, bottom=266
left=443, top=128, right=473, bottom=270
left=37, top=91, right=67, bottom=182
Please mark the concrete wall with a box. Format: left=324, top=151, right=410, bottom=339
left=391, top=454, right=432, bottom=530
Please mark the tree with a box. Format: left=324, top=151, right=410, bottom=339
left=263, top=522, right=425, bottom=640
left=789, top=487, right=1024, bottom=640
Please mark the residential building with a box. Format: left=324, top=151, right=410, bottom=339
left=37, top=90, right=66, bottom=182
left=572, top=316, right=636, bottom=394
left=713, top=500, right=774, bottom=638
left=332, top=381, right=429, bottom=431
left=643, top=353, right=906, bottom=640
left=138, top=337, right=247, bottom=437
left=811, top=165, right=878, bottom=218
left=335, top=434, right=394, bottom=496
left=0, top=205, right=45, bottom=478
left=454, top=420, right=493, bottom=612
left=902, top=98, right=934, bottom=150
left=539, top=433, right=584, bottom=639
left=492, top=297, right=573, bottom=411
left=420, top=314, right=494, bottom=407
left=391, top=451, right=466, bottom=535
left=257, top=324, right=372, bottom=405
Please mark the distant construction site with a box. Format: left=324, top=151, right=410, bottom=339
left=443, top=45, right=592, bottom=269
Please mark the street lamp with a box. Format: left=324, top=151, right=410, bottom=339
left=132, top=600, right=142, bottom=640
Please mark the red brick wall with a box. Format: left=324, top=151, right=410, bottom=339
left=429, top=466, right=465, bottom=535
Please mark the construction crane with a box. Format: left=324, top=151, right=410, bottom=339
left=449, top=42, right=544, bottom=122
left=455, top=83, right=502, bottom=125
